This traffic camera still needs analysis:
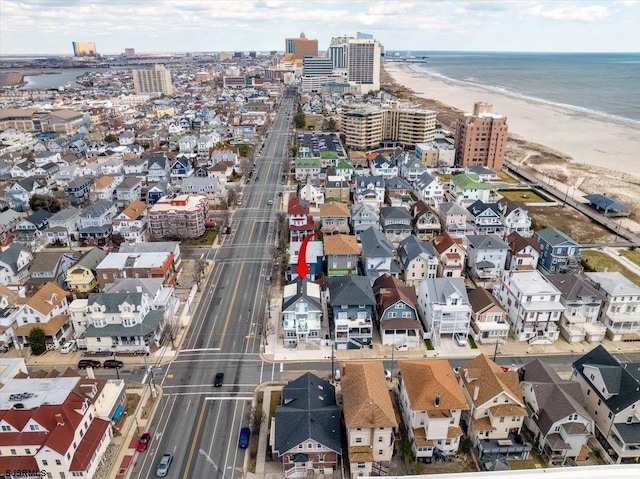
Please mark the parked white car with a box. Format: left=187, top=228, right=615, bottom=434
left=60, top=340, right=76, bottom=354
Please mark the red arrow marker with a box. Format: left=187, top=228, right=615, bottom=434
left=295, top=232, right=318, bottom=279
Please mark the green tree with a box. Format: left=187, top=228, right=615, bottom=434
left=29, top=194, right=62, bottom=214
left=28, top=327, right=47, bottom=355
left=294, top=107, right=306, bottom=129
left=237, top=143, right=252, bottom=157
left=104, top=133, right=118, bottom=144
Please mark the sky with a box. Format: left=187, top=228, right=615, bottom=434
left=1, top=0, right=639, bottom=55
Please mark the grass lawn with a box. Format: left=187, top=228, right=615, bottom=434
left=497, top=170, right=520, bottom=184
left=269, top=390, right=281, bottom=419
left=424, top=339, right=435, bottom=350
left=182, top=230, right=217, bottom=246
left=620, top=248, right=640, bottom=267
left=498, top=189, right=551, bottom=203
left=581, top=250, right=640, bottom=286
left=435, top=173, right=452, bottom=183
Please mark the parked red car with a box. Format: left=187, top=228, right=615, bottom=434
left=136, top=432, right=151, bottom=452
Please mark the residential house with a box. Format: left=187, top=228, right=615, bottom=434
left=418, top=277, right=471, bottom=347
left=178, top=177, right=224, bottom=202
left=341, top=361, right=397, bottom=476
left=89, top=175, right=121, bottom=202
left=178, top=135, right=197, bottom=155
left=465, top=234, right=509, bottom=283
left=98, top=157, right=124, bottom=177
left=75, top=290, right=165, bottom=353
left=137, top=129, right=161, bottom=149
left=433, top=232, right=466, bottom=278
left=536, top=227, right=581, bottom=274
left=320, top=202, right=350, bottom=235
left=497, top=198, right=532, bottom=237
left=399, top=154, right=427, bottom=182
left=281, top=279, right=323, bottom=348
left=288, top=240, right=323, bottom=281
left=398, top=235, right=438, bottom=287
left=287, top=198, right=315, bottom=243
left=5, top=177, right=49, bottom=211
left=95, top=251, right=176, bottom=289
left=123, top=156, right=148, bottom=175
left=33, top=162, right=60, bottom=182
left=335, top=160, right=354, bottom=181
left=171, top=155, right=194, bottom=180
left=373, top=274, right=421, bottom=348
left=118, top=130, right=135, bottom=146
left=544, top=273, right=607, bottom=343
left=102, top=277, right=179, bottom=319
left=15, top=209, right=51, bottom=244
left=295, top=158, right=323, bottom=181
left=112, top=200, right=148, bottom=243
left=119, top=241, right=182, bottom=271
left=146, top=180, right=172, bottom=205
left=325, top=234, right=359, bottom=277
left=328, top=276, right=375, bottom=349
left=506, top=232, right=541, bottom=271
left=458, top=354, right=530, bottom=459
left=10, top=161, right=35, bottom=178
left=78, top=200, right=116, bottom=245
left=465, top=166, right=500, bottom=182
left=0, top=372, right=115, bottom=479
left=449, top=173, right=494, bottom=206
left=585, top=272, right=640, bottom=342
left=385, top=176, right=413, bottom=207
left=144, top=152, right=170, bottom=181
left=209, top=147, right=238, bottom=166
left=493, top=270, right=565, bottom=343
left=369, top=154, right=398, bottom=178
left=14, top=282, right=71, bottom=350
left=298, top=180, right=324, bottom=208
left=45, top=207, right=81, bottom=247
left=148, top=194, right=208, bottom=240
left=360, top=227, right=398, bottom=283
left=64, top=176, right=92, bottom=206
left=27, top=251, right=76, bottom=289
left=197, top=133, right=218, bottom=158
left=411, top=201, right=441, bottom=241
left=351, top=202, right=381, bottom=235
left=113, top=176, right=142, bottom=207
left=467, top=201, right=505, bottom=236
left=65, top=247, right=107, bottom=294
left=34, top=150, right=62, bottom=167
left=398, top=360, right=468, bottom=461
left=0, top=242, right=33, bottom=286
left=271, top=373, right=341, bottom=476
left=570, top=345, right=640, bottom=464
left=325, top=176, right=350, bottom=203
left=207, top=161, right=234, bottom=184
left=0, top=209, right=21, bottom=247
left=438, top=202, right=474, bottom=237
left=468, top=287, right=509, bottom=345
left=414, top=172, right=444, bottom=206
left=355, top=176, right=385, bottom=210
left=380, top=206, right=413, bottom=244
left=520, top=359, right=593, bottom=464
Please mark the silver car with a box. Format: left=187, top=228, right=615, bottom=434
left=156, top=453, right=173, bottom=477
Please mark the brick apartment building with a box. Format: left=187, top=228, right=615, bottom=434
left=454, top=102, right=508, bottom=171
left=148, top=194, right=208, bottom=240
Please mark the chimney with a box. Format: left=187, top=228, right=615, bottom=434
left=473, top=385, right=480, bottom=402
left=55, top=414, right=65, bottom=426
left=434, top=393, right=441, bottom=407
left=136, top=286, right=142, bottom=293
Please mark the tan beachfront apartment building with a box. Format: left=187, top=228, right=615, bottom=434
left=454, top=102, right=508, bottom=171
left=341, top=102, right=436, bottom=150
left=133, top=64, right=175, bottom=95
left=148, top=194, right=208, bottom=240
left=285, top=32, right=318, bottom=62
left=72, top=41, right=96, bottom=56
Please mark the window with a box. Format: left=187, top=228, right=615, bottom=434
left=355, top=437, right=362, bottom=443
left=10, top=449, right=16, bottom=455
left=43, top=460, right=48, bottom=466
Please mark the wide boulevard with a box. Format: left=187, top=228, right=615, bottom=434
left=130, top=88, right=297, bottom=479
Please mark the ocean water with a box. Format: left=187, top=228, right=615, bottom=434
left=390, top=51, right=640, bottom=125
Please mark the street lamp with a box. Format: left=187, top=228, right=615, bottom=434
left=493, top=339, right=505, bottom=362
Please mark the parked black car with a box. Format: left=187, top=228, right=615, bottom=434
left=103, top=359, right=124, bottom=369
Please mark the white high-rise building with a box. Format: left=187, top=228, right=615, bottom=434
left=133, top=64, right=175, bottom=95
left=328, top=35, right=382, bottom=94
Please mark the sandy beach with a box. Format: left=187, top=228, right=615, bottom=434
left=384, top=62, right=640, bottom=179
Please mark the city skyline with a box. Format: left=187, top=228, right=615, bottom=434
left=0, top=0, right=639, bottom=55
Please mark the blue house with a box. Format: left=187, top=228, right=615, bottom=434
left=328, top=275, right=376, bottom=349
left=64, top=177, right=92, bottom=206
left=170, top=155, right=194, bottom=180
left=147, top=181, right=172, bottom=205
left=535, top=227, right=581, bottom=274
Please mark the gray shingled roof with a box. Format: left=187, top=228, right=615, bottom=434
left=0, top=242, right=29, bottom=274
left=543, top=273, right=606, bottom=302
left=274, top=373, right=341, bottom=454
left=75, top=247, right=107, bottom=270
left=81, top=199, right=113, bottom=218
left=398, top=235, right=435, bottom=268
left=466, top=234, right=508, bottom=251
left=424, top=277, right=469, bottom=305
left=83, top=308, right=163, bottom=337
left=328, top=276, right=375, bottom=307
left=282, top=279, right=323, bottom=312
left=536, top=227, right=578, bottom=247
left=359, top=226, right=394, bottom=258
left=88, top=292, right=143, bottom=312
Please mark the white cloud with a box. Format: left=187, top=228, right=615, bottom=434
left=522, top=4, right=610, bottom=22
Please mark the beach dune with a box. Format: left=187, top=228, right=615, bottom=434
left=384, top=62, right=640, bottom=178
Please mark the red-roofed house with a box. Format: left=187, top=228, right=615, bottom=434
left=287, top=198, right=315, bottom=243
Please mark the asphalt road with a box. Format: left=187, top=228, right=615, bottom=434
left=129, top=87, right=297, bottom=479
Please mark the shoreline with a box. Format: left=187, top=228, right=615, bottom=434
left=383, top=61, right=640, bottom=179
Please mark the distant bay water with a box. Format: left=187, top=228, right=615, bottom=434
left=390, top=51, right=640, bottom=125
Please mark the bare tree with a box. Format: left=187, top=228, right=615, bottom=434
left=247, top=406, right=267, bottom=434
left=239, top=155, right=253, bottom=175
